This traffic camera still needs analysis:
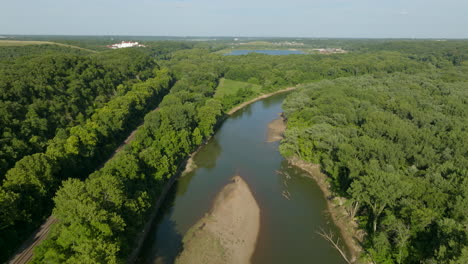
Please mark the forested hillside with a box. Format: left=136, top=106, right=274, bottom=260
left=0, top=46, right=173, bottom=261
left=31, top=50, right=224, bottom=263
left=280, top=70, right=468, bottom=263
left=0, top=48, right=157, bottom=178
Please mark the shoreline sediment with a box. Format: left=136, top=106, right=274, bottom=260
left=287, top=157, right=364, bottom=263
left=176, top=176, right=260, bottom=264
left=266, top=114, right=286, bottom=142
left=227, top=86, right=297, bottom=115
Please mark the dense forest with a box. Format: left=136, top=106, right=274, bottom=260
left=281, top=71, right=468, bottom=263
left=0, top=48, right=158, bottom=177
left=0, top=38, right=467, bottom=263
left=31, top=48, right=224, bottom=263
left=0, top=45, right=175, bottom=260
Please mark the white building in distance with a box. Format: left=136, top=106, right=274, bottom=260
left=107, top=41, right=145, bottom=49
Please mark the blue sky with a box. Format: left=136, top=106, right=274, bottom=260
left=1, top=0, right=467, bottom=38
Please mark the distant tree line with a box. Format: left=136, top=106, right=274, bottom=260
left=0, top=44, right=90, bottom=60
left=218, top=51, right=438, bottom=110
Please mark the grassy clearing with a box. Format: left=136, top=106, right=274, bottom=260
left=0, top=40, right=97, bottom=53
left=214, top=78, right=262, bottom=98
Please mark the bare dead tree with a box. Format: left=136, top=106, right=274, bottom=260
left=348, top=200, right=359, bottom=220
left=317, top=228, right=353, bottom=264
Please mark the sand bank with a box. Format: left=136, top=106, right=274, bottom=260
left=176, top=176, right=260, bottom=264
left=267, top=114, right=286, bottom=142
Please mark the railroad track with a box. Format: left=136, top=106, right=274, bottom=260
left=8, top=217, right=58, bottom=264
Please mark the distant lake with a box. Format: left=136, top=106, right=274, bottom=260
left=225, top=49, right=306, bottom=56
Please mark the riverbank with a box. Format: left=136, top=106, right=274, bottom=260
left=266, top=114, right=286, bottom=142
left=128, top=130, right=220, bottom=263
left=176, top=176, right=260, bottom=264
left=227, top=86, right=297, bottom=115
left=287, top=157, right=364, bottom=263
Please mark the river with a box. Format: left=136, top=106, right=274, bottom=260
left=139, top=92, right=345, bottom=264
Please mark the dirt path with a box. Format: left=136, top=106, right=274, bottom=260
left=176, top=176, right=260, bottom=264
left=8, top=217, right=58, bottom=264
left=227, top=86, right=297, bottom=115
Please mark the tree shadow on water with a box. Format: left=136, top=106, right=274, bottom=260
left=138, top=182, right=184, bottom=264
left=193, top=138, right=222, bottom=170
left=149, top=217, right=184, bottom=264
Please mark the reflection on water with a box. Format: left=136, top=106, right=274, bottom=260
left=139, top=93, right=345, bottom=264
left=193, top=138, right=222, bottom=170
left=140, top=182, right=183, bottom=264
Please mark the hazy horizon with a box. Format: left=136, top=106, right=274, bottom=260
left=2, top=34, right=467, bottom=40
left=1, top=0, right=467, bottom=39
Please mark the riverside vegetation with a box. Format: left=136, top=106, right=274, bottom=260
left=0, top=38, right=466, bottom=263
left=280, top=71, right=468, bottom=263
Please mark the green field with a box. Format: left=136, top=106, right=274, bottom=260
left=214, top=78, right=262, bottom=98
left=0, top=40, right=97, bottom=52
